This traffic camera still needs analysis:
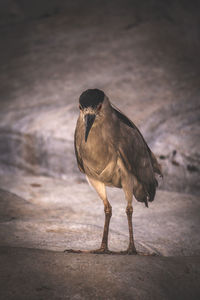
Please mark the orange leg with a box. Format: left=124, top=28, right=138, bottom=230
left=90, top=202, right=112, bottom=254
left=125, top=204, right=137, bottom=254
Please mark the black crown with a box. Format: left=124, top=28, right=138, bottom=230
left=79, top=89, right=105, bottom=108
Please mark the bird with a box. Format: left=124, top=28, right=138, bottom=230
left=66, top=88, right=162, bottom=255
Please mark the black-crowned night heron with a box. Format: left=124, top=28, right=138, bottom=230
left=66, top=89, right=162, bottom=255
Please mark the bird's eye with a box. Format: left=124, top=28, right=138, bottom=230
left=97, top=103, right=102, bottom=111
left=79, top=104, right=83, bottom=110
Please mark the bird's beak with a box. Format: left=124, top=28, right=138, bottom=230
left=84, top=114, right=96, bottom=142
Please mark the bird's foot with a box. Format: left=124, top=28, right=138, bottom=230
left=89, top=247, right=113, bottom=254
left=118, top=249, right=157, bottom=255
left=120, top=245, right=158, bottom=256
left=64, top=248, right=113, bottom=255
left=119, top=246, right=138, bottom=255
left=64, top=249, right=85, bottom=254
left=64, top=247, right=157, bottom=255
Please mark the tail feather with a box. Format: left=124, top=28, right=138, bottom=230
left=148, top=181, right=156, bottom=202
left=149, top=150, right=163, bottom=178
left=133, top=176, right=157, bottom=208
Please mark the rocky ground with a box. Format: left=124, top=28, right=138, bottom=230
left=1, top=246, right=200, bottom=300
left=0, top=1, right=200, bottom=299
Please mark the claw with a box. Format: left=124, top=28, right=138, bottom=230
left=64, top=248, right=138, bottom=255
left=90, top=248, right=112, bottom=254
left=64, top=249, right=83, bottom=254
left=64, top=248, right=113, bottom=254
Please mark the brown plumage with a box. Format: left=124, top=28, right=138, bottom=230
left=67, top=89, right=162, bottom=255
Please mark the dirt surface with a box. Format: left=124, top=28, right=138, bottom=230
left=1, top=246, right=200, bottom=300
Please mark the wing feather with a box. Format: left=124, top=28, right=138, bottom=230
left=112, top=105, right=160, bottom=202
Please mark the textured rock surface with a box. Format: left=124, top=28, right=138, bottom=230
left=142, top=97, right=200, bottom=195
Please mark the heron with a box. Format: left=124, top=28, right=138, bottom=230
left=66, top=88, right=162, bottom=255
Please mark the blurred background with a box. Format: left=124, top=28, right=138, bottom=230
left=0, top=0, right=199, bottom=195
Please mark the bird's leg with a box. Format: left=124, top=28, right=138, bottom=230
left=121, top=177, right=137, bottom=255
left=93, top=200, right=112, bottom=253
left=125, top=203, right=137, bottom=254
left=87, top=177, right=112, bottom=254
left=65, top=178, right=113, bottom=254
left=67, top=200, right=112, bottom=254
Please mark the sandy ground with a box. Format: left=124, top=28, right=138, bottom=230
left=1, top=247, right=200, bottom=300
left=0, top=174, right=200, bottom=299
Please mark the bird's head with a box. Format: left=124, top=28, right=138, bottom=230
left=79, top=89, right=105, bottom=142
